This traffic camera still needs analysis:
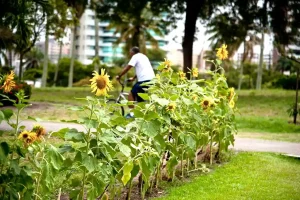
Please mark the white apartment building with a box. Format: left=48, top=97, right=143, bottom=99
left=75, top=9, right=169, bottom=65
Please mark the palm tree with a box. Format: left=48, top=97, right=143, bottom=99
left=90, top=0, right=100, bottom=73
left=106, top=4, right=165, bottom=56
left=24, top=48, right=44, bottom=69
left=64, top=0, right=88, bottom=88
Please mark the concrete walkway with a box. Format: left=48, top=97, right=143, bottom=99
left=1, top=120, right=300, bottom=156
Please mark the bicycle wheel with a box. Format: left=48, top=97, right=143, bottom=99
left=107, top=99, right=125, bottom=116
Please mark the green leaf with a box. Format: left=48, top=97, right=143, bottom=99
left=166, top=156, right=178, bottom=178
left=138, top=93, right=149, bottom=100
left=144, top=111, right=159, bottom=121
left=121, top=160, right=133, bottom=185
left=119, top=143, right=131, bottom=157
left=27, top=116, right=43, bottom=122
left=50, top=128, right=69, bottom=139
left=47, top=146, right=64, bottom=170
left=65, top=129, right=85, bottom=142
left=216, top=59, right=222, bottom=65
left=141, top=120, right=161, bottom=138
left=82, top=153, right=97, bottom=172
left=10, top=159, right=20, bottom=175
left=68, top=106, right=84, bottom=111
left=1, top=109, right=13, bottom=120
left=0, top=142, right=10, bottom=158
left=185, top=135, right=196, bottom=150
left=58, top=144, right=74, bottom=154
left=0, top=111, right=4, bottom=123
left=170, top=95, right=179, bottom=101
left=138, top=156, right=151, bottom=181
left=133, top=109, right=144, bottom=118
left=82, top=118, right=98, bottom=129
left=16, top=145, right=25, bottom=157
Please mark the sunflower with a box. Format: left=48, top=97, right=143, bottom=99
left=90, top=69, right=113, bottom=96
left=201, top=97, right=214, bottom=110
left=32, top=124, right=46, bottom=138
left=216, top=44, right=228, bottom=60
left=178, top=70, right=186, bottom=80
left=18, top=130, right=37, bottom=144
left=229, top=99, right=235, bottom=108
left=228, top=87, right=235, bottom=101
left=192, top=94, right=198, bottom=102
left=192, top=67, right=199, bottom=78
left=155, top=74, right=161, bottom=81
left=1, top=71, right=16, bottom=93
left=160, top=58, right=172, bottom=72
left=166, top=102, right=176, bottom=112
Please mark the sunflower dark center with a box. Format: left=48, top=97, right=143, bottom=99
left=203, top=100, right=209, bottom=106
left=96, top=77, right=106, bottom=89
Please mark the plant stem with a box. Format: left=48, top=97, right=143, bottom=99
left=126, top=181, right=132, bottom=200
left=81, top=104, right=94, bottom=200
left=210, top=132, right=213, bottom=165
left=181, top=150, right=184, bottom=178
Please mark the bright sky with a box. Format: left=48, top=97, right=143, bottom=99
left=166, top=18, right=274, bottom=57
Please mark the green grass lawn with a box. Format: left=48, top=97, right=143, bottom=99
left=235, top=89, right=300, bottom=140
left=155, top=152, right=300, bottom=200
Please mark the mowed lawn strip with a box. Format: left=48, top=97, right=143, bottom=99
left=155, top=152, right=300, bottom=200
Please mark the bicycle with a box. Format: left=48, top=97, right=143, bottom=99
left=107, top=79, right=130, bottom=116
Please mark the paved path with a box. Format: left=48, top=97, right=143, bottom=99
left=1, top=120, right=300, bottom=156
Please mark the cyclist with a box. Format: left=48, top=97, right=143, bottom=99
left=116, top=46, right=155, bottom=118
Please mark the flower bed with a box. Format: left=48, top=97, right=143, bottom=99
left=0, top=45, right=237, bottom=200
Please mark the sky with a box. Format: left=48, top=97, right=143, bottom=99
left=166, top=18, right=274, bottom=57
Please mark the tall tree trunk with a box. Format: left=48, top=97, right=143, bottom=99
left=94, top=15, right=99, bottom=73
left=256, top=29, right=264, bottom=90
left=68, top=26, right=77, bottom=88
left=53, top=41, right=63, bottom=86
left=19, top=53, right=24, bottom=81
left=41, top=23, right=49, bottom=88
left=293, top=67, right=299, bottom=124
left=238, top=40, right=247, bottom=90
left=182, top=0, right=202, bottom=78
left=9, top=49, right=12, bottom=68
left=256, top=0, right=267, bottom=90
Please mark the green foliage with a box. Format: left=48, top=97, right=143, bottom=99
left=0, top=57, right=237, bottom=199
left=272, top=75, right=298, bottom=90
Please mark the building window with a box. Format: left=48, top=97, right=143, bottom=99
left=102, top=27, right=115, bottom=33
left=87, top=45, right=95, bottom=50
left=88, top=15, right=95, bottom=19
left=101, top=56, right=112, bottom=63
left=87, top=25, right=95, bottom=30
left=87, top=35, right=95, bottom=40
left=158, top=41, right=167, bottom=47
left=102, top=46, right=112, bottom=53
left=102, top=37, right=116, bottom=43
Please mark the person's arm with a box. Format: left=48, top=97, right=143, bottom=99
left=116, top=65, right=133, bottom=80
left=128, top=75, right=137, bottom=82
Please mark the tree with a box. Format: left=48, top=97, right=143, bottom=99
left=64, top=0, right=88, bottom=88
left=96, top=1, right=169, bottom=57
left=24, top=48, right=44, bottom=69
left=0, top=0, right=50, bottom=81
left=90, top=0, right=100, bottom=73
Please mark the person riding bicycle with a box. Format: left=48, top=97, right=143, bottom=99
left=116, top=46, right=155, bottom=118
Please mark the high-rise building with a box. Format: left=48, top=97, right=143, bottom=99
left=36, top=39, right=71, bottom=64
left=74, top=9, right=168, bottom=65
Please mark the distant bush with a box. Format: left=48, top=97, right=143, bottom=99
left=271, top=75, right=298, bottom=90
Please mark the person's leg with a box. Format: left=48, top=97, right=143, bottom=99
left=128, top=91, right=135, bottom=109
